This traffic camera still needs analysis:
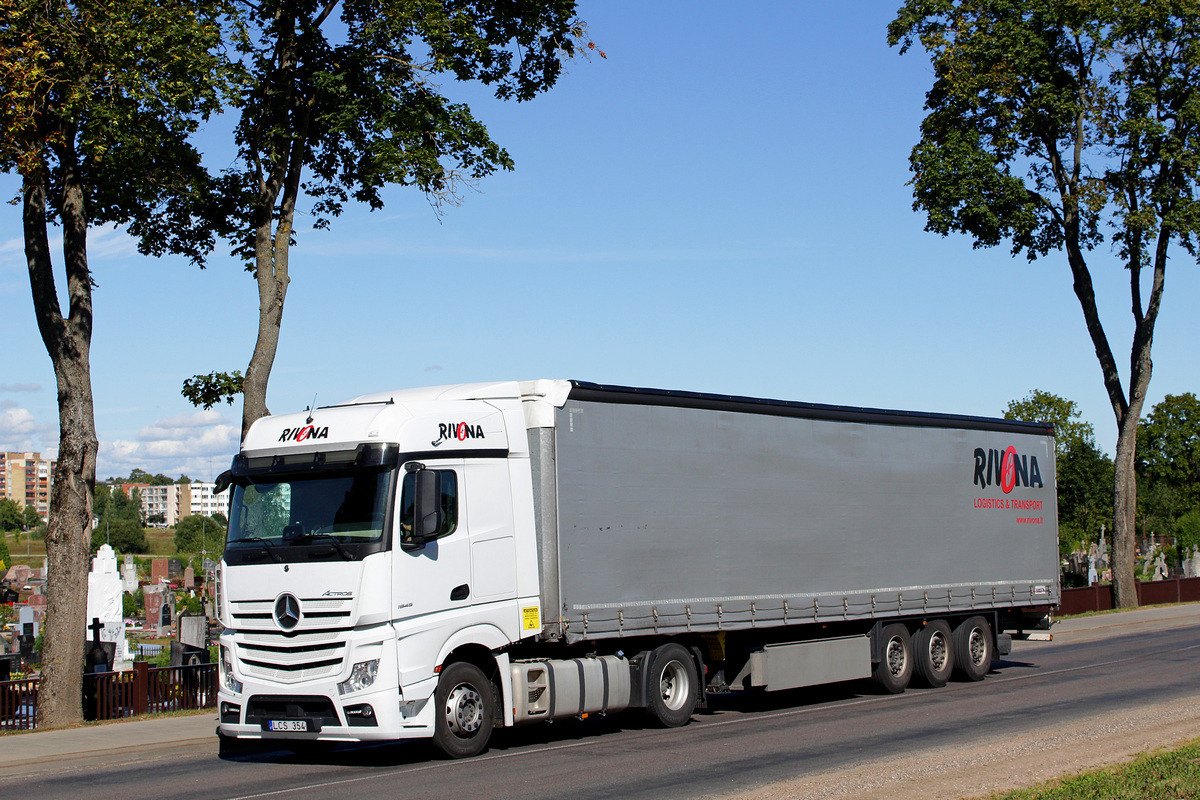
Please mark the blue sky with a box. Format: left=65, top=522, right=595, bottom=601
left=2, top=2, right=1198, bottom=481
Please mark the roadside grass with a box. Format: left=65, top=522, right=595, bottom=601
left=984, top=737, right=1200, bottom=799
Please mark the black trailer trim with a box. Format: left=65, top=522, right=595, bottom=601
left=568, top=381, right=1054, bottom=437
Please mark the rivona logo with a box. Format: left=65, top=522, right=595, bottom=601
left=279, top=425, right=329, bottom=442
left=973, top=446, right=1043, bottom=494
left=431, top=421, right=485, bottom=447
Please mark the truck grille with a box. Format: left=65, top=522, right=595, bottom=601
left=236, top=630, right=347, bottom=684
left=229, top=597, right=353, bottom=632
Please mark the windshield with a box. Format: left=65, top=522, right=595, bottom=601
left=227, top=466, right=393, bottom=549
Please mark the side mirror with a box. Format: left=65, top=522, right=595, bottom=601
left=404, top=463, right=443, bottom=547
left=214, top=470, right=233, bottom=495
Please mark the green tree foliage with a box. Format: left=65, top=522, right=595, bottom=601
left=1, top=0, right=232, bottom=727
left=1005, top=391, right=1114, bottom=555
left=1137, top=393, right=1200, bottom=507
left=90, top=516, right=147, bottom=554
left=174, top=514, right=227, bottom=558
left=92, top=486, right=148, bottom=553
left=0, top=499, right=22, bottom=533
left=22, top=504, right=41, bottom=529
left=0, top=536, right=10, bottom=569
left=182, top=0, right=596, bottom=437
left=890, top=2, right=1200, bottom=608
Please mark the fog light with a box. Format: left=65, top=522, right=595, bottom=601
left=337, top=659, right=380, bottom=695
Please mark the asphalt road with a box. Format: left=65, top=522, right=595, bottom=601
left=9, top=616, right=1200, bottom=800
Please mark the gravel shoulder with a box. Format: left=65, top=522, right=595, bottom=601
left=721, top=604, right=1200, bottom=800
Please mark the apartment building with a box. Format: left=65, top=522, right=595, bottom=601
left=0, top=451, right=55, bottom=519
left=123, top=481, right=229, bottom=527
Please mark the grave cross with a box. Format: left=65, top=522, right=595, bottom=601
left=89, top=616, right=105, bottom=644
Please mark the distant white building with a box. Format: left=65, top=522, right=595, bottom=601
left=128, top=482, right=229, bottom=527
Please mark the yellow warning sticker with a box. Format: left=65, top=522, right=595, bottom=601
left=522, top=606, right=541, bottom=631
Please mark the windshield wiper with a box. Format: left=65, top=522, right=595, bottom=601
left=297, top=532, right=354, bottom=561
left=234, top=536, right=281, bottom=562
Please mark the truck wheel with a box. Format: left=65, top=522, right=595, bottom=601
left=914, top=620, right=954, bottom=688
left=645, top=643, right=698, bottom=727
left=433, top=662, right=495, bottom=758
left=953, top=616, right=993, bottom=682
left=872, top=623, right=913, bottom=694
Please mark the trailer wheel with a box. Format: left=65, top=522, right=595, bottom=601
left=914, top=620, right=954, bottom=688
left=433, top=662, right=495, bottom=758
left=645, top=643, right=698, bottom=727
left=952, top=616, right=993, bottom=682
left=872, top=623, right=913, bottom=694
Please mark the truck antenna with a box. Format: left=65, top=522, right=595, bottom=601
left=306, top=393, right=318, bottom=424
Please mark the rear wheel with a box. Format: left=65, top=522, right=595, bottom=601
left=914, top=620, right=954, bottom=688
left=872, top=623, right=913, bottom=694
left=645, top=643, right=698, bottom=727
left=953, top=616, right=993, bottom=681
left=433, top=661, right=495, bottom=758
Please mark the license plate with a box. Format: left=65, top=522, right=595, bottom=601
left=268, top=720, right=308, bottom=732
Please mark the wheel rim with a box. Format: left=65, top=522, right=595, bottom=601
left=928, top=631, right=948, bottom=672
left=968, top=628, right=987, bottom=667
left=886, top=635, right=908, bottom=677
left=444, top=683, right=484, bottom=736
left=659, top=659, right=690, bottom=711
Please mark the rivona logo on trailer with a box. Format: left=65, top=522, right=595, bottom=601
left=431, top=422, right=485, bottom=447
left=278, top=425, right=329, bottom=442
left=973, top=446, right=1043, bottom=493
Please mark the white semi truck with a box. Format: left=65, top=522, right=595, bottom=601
left=215, top=380, right=1059, bottom=757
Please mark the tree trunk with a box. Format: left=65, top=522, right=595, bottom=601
left=24, top=162, right=98, bottom=729
left=1111, top=410, right=1140, bottom=608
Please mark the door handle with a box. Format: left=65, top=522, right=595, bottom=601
left=450, top=584, right=470, bottom=601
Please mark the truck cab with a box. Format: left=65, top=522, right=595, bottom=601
left=216, top=382, right=541, bottom=753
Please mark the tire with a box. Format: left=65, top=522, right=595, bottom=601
left=913, top=620, right=954, bottom=688
left=872, top=623, right=914, bottom=694
left=433, top=662, right=495, bottom=758
left=645, top=643, right=698, bottom=727
left=953, top=616, right=993, bottom=682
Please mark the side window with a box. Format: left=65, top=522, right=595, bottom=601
left=399, top=470, right=458, bottom=544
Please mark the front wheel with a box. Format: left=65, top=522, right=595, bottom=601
left=433, top=662, right=495, bottom=758
left=645, top=643, right=698, bottom=727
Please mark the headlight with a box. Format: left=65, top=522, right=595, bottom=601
left=220, top=647, right=243, bottom=694
left=338, top=659, right=380, bottom=696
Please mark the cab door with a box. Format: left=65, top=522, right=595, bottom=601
left=392, top=459, right=471, bottom=622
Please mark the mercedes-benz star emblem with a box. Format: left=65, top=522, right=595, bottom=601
left=274, top=593, right=301, bottom=631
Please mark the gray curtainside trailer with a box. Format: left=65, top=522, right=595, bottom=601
left=519, top=381, right=1058, bottom=700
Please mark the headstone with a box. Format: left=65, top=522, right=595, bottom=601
left=1184, top=545, right=1200, bottom=579
left=1097, top=525, right=1107, bottom=568
left=6, top=564, right=33, bottom=585
left=86, top=544, right=133, bottom=669
left=144, top=588, right=166, bottom=635
left=184, top=566, right=195, bottom=590
left=167, top=559, right=184, bottom=579
left=151, top=558, right=169, bottom=585
left=18, top=606, right=38, bottom=639
left=26, top=592, right=46, bottom=623
left=121, top=554, right=139, bottom=594
left=1087, top=556, right=1098, bottom=585
left=178, top=613, right=207, bottom=649
left=1152, top=551, right=1169, bottom=581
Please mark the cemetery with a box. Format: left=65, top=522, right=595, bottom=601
left=0, top=545, right=218, bottom=730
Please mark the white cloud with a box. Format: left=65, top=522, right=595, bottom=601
left=100, top=409, right=238, bottom=480
left=0, top=383, right=41, bottom=392
left=0, top=406, right=55, bottom=453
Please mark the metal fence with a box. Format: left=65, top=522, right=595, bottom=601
left=1059, top=576, right=1200, bottom=616
left=0, top=662, right=217, bottom=731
